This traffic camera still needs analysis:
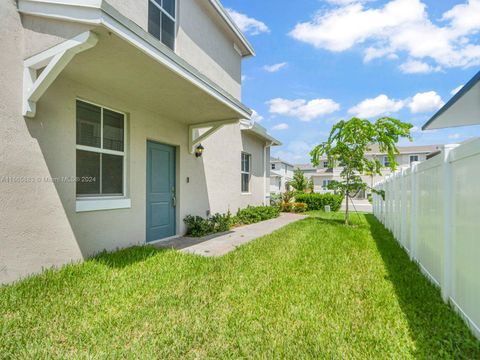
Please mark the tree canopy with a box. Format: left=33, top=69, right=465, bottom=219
left=310, top=117, right=412, bottom=225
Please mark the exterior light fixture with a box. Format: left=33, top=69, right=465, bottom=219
left=195, top=144, right=204, bottom=158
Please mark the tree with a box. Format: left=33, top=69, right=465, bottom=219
left=364, top=160, right=377, bottom=193
left=310, top=117, right=412, bottom=225
left=288, top=168, right=310, bottom=192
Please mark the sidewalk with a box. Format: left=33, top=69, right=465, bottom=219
left=154, top=213, right=306, bottom=257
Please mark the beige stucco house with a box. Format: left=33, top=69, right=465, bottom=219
left=296, top=144, right=442, bottom=198
left=0, top=0, right=280, bottom=284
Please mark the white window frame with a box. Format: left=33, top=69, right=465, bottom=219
left=323, top=160, right=329, bottom=168
left=148, top=0, right=177, bottom=51
left=410, top=155, right=419, bottom=163
left=75, top=99, right=129, bottom=209
left=241, top=152, right=251, bottom=194
left=271, top=163, right=276, bottom=170
left=383, top=156, right=390, bottom=167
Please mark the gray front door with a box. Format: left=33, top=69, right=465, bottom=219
left=146, top=141, right=176, bottom=242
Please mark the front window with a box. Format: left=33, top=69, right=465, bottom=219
left=410, top=155, right=419, bottom=163
left=383, top=156, right=390, bottom=167
left=241, top=152, right=251, bottom=193
left=271, top=163, right=275, bottom=170
left=148, top=0, right=176, bottom=50
left=323, top=161, right=329, bottom=168
left=76, top=100, right=126, bottom=197
left=322, top=180, right=332, bottom=190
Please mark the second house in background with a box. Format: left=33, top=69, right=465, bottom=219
left=294, top=144, right=442, bottom=199
left=270, top=157, right=294, bottom=194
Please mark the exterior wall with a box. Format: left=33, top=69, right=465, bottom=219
left=176, top=0, right=242, bottom=98
left=108, top=0, right=242, bottom=98
left=0, top=0, right=262, bottom=284
left=373, top=141, right=480, bottom=340
left=0, top=1, right=84, bottom=284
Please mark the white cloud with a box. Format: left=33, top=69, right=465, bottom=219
left=289, top=0, right=480, bottom=70
left=272, top=140, right=314, bottom=164
left=348, top=94, right=404, bottom=118
left=226, top=9, right=270, bottom=35
left=267, top=98, right=340, bottom=121
left=399, top=60, right=442, bottom=74
left=408, top=91, right=445, bottom=113
left=241, top=75, right=247, bottom=82
left=263, top=62, right=288, bottom=73
left=450, top=85, right=464, bottom=95
left=272, top=123, right=289, bottom=130
left=251, top=110, right=264, bottom=122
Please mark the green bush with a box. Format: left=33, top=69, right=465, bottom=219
left=270, top=193, right=282, bottom=207
left=280, top=202, right=307, bottom=213
left=236, top=206, right=280, bottom=225
left=295, top=193, right=344, bottom=212
left=184, top=206, right=280, bottom=237
left=183, top=215, right=214, bottom=237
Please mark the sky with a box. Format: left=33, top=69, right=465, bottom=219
left=222, top=0, right=480, bottom=164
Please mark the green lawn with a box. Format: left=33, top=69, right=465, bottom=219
left=1, top=212, right=479, bottom=359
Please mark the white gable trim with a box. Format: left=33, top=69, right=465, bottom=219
left=18, top=0, right=252, bottom=120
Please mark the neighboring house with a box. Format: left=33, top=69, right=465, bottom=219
left=269, top=157, right=294, bottom=194
left=295, top=144, right=442, bottom=198
left=0, top=0, right=280, bottom=283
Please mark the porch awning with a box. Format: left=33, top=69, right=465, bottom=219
left=19, top=0, right=252, bottom=123
left=423, top=71, right=480, bottom=130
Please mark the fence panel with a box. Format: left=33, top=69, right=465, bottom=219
left=373, top=139, right=480, bottom=339
left=416, top=157, right=444, bottom=286
left=450, top=141, right=480, bottom=336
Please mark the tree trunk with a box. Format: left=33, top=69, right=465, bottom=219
left=345, top=190, right=350, bottom=225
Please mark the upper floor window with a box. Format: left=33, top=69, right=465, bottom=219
left=241, top=152, right=251, bottom=193
left=271, top=163, right=276, bottom=170
left=322, top=161, right=329, bottom=168
left=410, top=155, right=419, bottom=163
left=76, top=100, right=126, bottom=197
left=148, top=0, right=176, bottom=50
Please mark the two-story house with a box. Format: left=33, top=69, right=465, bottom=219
left=0, top=0, right=280, bottom=284
left=296, top=144, right=442, bottom=198
left=269, top=157, right=294, bottom=195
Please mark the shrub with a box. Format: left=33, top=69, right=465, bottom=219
left=236, top=206, right=280, bottom=225
left=270, top=193, right=282, bottom=207
left=184, top=206, right=280, bottom=237
left=295, top=193, right=344, bottom=212
left=280, top=202, right=307, bottom=213
left=292, top=202, right=307, bottom=213
left=280, top=202, right=293, bottom=213
left=183, top=215, right=214, bottom=237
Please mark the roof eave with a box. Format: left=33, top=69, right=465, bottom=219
left=17, top=0, right=252, bottom=119
left=423, top=70, right=480, bottom=130
left=207, top=0, right=255, bottom=58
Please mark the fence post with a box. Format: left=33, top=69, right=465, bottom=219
left=410, top=162, right=419, bottom=261
left=400, top=168, right=407, bottom=250
left=442, top=145, right=458, bottom=302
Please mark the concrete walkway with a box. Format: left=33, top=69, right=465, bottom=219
left=154, top=213, right=306, bottom=257
left=341, top=199, right=372, bottom=213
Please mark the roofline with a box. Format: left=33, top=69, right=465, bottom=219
left=17, top=0, right=252, bottom=119
left=270, top=158, right=294, bottom=167
left=240, top=121, right=281, bottom=146
left=207, top=0, right=255, bottom=58
left=422, top=70, right=480, bottom=130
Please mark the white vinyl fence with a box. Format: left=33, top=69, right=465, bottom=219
left=373, top=139, right=480, bottom=339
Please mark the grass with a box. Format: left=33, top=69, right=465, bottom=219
left=1, top=212, right=479, bottom=359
